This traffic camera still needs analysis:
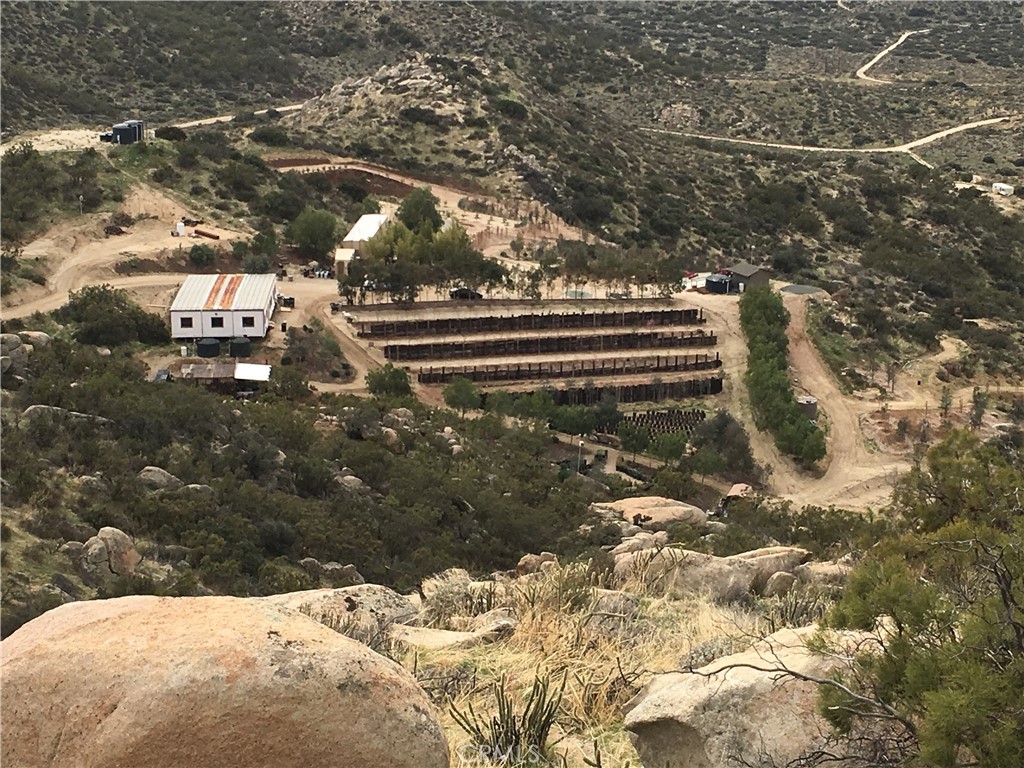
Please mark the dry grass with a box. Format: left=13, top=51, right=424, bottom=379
left=401, top=562, right=764, bottom=766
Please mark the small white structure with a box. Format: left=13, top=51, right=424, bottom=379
left=992, top=182, right=1015, bottom=196
left=341, top=214, right=389, bottom=255
left=233, top=363, right=272, bottom=382
left=334, top=247, right=357, bottom=276
left=170, top=274, right=278, bottom=340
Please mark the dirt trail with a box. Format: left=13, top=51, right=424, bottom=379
left=855, top=29, right=929, bottom=83
left=780, top=292, right=907, bottom=509
left=641, top=115, right=1019, bottom=164
left=676, top=288, right=913, bottom=510
left=173, top=104, right=304, bottom=129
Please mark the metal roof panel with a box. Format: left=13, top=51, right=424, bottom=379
left=170, top=274, right=278, bottom=312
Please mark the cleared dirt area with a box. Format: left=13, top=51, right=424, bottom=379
left=0, top=128, right=104, bottom=154
left=4, top=185, right=245, bottom=319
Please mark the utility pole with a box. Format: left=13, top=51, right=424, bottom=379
left=78, top=195, right=84, bottom=216
left=577, top=438, right=585, bottom=474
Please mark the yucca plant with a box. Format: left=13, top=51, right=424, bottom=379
left=451, top=672, right=567, bottom=765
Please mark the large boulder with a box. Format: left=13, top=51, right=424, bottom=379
left=592, top=496, right=707, bottom=529
left=18, top=331, right=52, bottom=347
left=81, top=527, right=142, bottom=576
left=725, top=547, right=811, bottom=592
left=516, top=552, right=558, bottom=575
left=381, top=427, right=405, bottom=454
left=611, top=530, right=669, bottom=556
left=21, top=404, right=112, bottom=425
left=762, top=571, right=797, bottom=598
left=137, top=466, right=183, bottom=492
left=390, top=613, right=515, bottom=650
left=262, top=584, right=418, bottom=633
left=0, top=333, right=22, bottom=355
left=624, top=626, right=862, bottom=768
left=1, top=596, right=449, bottom=768
left=795, top=557, right=854, bottom=586
left=613, top=546, right=810, bottom=601
left=79, top=527, right=142, bottom=580
left=321, top=562, right=365, bottom=586
left=614, top=548, right=757, bottom=601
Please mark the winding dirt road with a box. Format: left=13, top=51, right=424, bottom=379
left=641, top=115, right=1019, bottom=167
left=855, top=29, right=929, bottom=83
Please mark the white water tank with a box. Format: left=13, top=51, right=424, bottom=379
left=176, top=221, right=186, bottom=236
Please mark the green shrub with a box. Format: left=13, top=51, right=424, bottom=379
left=188, top=244, right=216, bottom=267
left=451, top=673, right=566, bottom=763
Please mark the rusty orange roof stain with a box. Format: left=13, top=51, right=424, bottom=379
left=204, top=274, right=227, bottom=310
left=218, top=275, right=244, bottom=309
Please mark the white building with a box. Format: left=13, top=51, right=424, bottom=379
left=341, top=213, right=389, bottom=254
left=334, top=247, right=357, bottom=276
left=170, top=274, right=278, bottom=340
left=992, top=182, right=1015, bottom=196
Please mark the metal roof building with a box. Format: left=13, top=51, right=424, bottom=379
left=341, top=214, right=389, bottom=252
left=179, top=362, right=272, bottom=382
left=170, top=274, right=278, bottom=340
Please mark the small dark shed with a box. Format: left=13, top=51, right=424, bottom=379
left=728, top=261, right=772, bottom=290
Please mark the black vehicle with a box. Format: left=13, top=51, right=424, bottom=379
left=449, top=287, right=483, bottom=300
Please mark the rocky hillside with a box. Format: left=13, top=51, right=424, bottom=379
left=5, top=435, right=1022, bottom=768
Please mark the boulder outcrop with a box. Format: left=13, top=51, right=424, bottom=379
left=613, top=546, right=811, bottom=600
left=137, top=466, right=183, bottom=492
left=624, top=626, right=862, bottom=768
left=1, top=596, right=449, bottom=768
left=516, top=551, right=558, bottom=575
left=262, top=584, right=417, bottom=633
left=592, top=496, right=708, bottom=529
left=79, top=527, right=142, bottom=578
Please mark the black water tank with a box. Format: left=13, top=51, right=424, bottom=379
left=196, top=338, right=220, bottom=358
left=229, top=337, right=252, bottom=358
left=112, top=123, right=135, bottom=145
left=126, top=119, right=144, bottom=142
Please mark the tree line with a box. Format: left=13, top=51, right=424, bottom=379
left=740, top=287, right=826, bottom=463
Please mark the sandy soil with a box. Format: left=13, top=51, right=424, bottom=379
left=3, top=185, right=245, bottom=319
left=0, top=129, right=107, bottom=154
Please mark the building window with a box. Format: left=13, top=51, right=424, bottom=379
left=241, top=316, right=255, bottom=328
left=179, top=317, right=193, bottom=329
left=211, top=317, right=224, bottom=328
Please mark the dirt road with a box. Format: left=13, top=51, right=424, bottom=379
left=173, top=104, right=304, bottom=129
left=1, top=105, right=307, bottom=154
left=3, top=185, right=245, bottom=319
left=855, top=29, right=929, bottom=83
left=641, top=115, right=1019, bottom=164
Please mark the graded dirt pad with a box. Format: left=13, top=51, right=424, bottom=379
left=2, top=184, right=245, bottom=320
left=0, top=128, right=104, bottom=154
